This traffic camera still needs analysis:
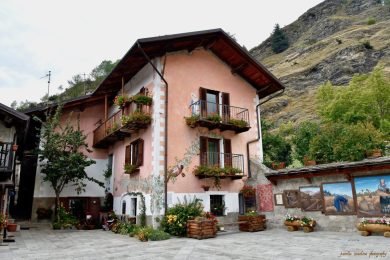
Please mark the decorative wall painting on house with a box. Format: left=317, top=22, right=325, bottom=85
left=299, top=186, right=323, bottom=211
left=321, top=182, right=355, bottom=215
left=257, top=184, right=274, bottom=212
left=283, top=190, right=300, bottom=208
left=354, top=175, right=390, bottom=216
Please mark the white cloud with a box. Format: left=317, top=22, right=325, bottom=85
left=0, top=0, right=323, bottom=106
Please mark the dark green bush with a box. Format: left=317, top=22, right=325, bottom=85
left=148, top=229, right=170, bottom=241
left=362, top=41, right=373, bottom=50
left=367, top=18, right=376, bottom=25
left=292, top=121, right=321, bottom=163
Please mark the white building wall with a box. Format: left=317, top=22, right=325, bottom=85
left=33, top=158, right=107, bottom=198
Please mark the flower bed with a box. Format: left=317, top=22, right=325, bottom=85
left=357, top=217, right=390, bottom=237
left=284, top=214, right=316, bottom=232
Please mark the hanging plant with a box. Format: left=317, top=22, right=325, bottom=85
left=240, top=185, right=256, bottom=198
left=131, top=95, right=153, bottom=105
left=124, top=163, right=139, bottom=175
left=114, top=94, right=130, bottom=108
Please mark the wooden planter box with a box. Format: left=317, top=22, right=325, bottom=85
left=357, top=224, right=390, bottom=237
left=238, top=215, right=266, bottom=232
left=187, top=219, right=217, bottom=240
left=284, top=220, right=316, bottom=233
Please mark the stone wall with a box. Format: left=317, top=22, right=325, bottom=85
left=248, top=160, right=360, bottom=232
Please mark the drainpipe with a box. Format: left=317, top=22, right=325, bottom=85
left=246, top=87, right=285, bottom=178
left=137, top=42, right=169, bottom=214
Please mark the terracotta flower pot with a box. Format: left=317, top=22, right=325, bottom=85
left=7, top=223, right=17, bottom=232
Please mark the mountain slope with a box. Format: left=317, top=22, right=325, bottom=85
left=250, top=0, right=390, bottom=125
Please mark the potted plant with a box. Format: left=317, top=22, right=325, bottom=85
left=0, top=213, right=5, bottom=230
left=366, top=148, right=382, bottom=158
left=240, top=185, right=256, bottom=198
left=124, top=163, right=139, bottom=175
left=114, top=94, right=129, bottom=108
left=187, top=212, right=218, bottom=240
left=271, top=162, right=286, bottom=170
left=303, top=155, right=316, bottom=166
left=238, top=211, right=266, bottom=232
left=284, top=214, right=316, bottom=232
left=357, top=217, right=390, bottom=237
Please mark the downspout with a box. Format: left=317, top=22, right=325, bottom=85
left=137, top=42, right=169, bottom=214
left=246, top=87, right=285, bottom=178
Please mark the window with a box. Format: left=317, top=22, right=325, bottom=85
left=199, top=137, right=232, bottom=167
left=210, top=195, right=225, bottom=216
left=122, top=201, right=127, bottom=215
left=199, top=87, right=230, bottom=120
left=125, top=139, right=144, bottom=167
left=131, top=198, right=137, bottom=216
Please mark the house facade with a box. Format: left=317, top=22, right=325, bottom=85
left=0, top=103, right=29, bottom=219
left=31, top=29, right=284, bottom=225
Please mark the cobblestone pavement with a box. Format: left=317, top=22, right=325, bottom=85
left=0, top=225, right=389, bottom=260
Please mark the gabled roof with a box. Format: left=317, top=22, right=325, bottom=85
left=92, top=28, right=285, bottom=98
left=0, top=103, right=29, bottom=122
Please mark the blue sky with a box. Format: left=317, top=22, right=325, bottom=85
left=323, top=182, right=353, bottom=197
left=355, top=175, right=390, bottom=193
left=0, top=0, right=323, bottom=106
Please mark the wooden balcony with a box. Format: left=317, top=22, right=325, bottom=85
left=194, top=152, right=245, bottom=180
left=0, top=142, right=13, bottom=180
left=93, top=101, right=152, bottom=148
left=186, top=100, right=250, bottom=133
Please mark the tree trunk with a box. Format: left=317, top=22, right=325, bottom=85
left=55, top=191, right=60, bottom=223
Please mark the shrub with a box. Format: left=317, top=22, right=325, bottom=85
left=52, top=206, right=78, bottom=229
left=161, top=196, right=203, bottom=236
left=362, top=41, right=373, bottom=50
left=336, top=38, right=342, bottom=44
left=367, top=18, right=376, bottom=25
left=262, top=129, right=292, bottom=168
left=148, top=229, right=170, bottom=241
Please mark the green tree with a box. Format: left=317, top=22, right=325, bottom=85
left=90, top=59, right=119, bottom=83
left=261, top=120, right=292, bottom=167
left=271, top=24, right=289, bottom=54
left=37, top=106, right=103, bottom=221
left=316, top=68, right=390, bottom=135
left=292, top=121, right=321, bottom=162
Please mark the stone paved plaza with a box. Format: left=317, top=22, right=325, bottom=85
left=0, top=225, right=389, bottom=260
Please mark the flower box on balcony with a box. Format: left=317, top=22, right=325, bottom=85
left=121, top=112, right=152, bottom=130
left=187, top=218, right=217, bottom=240
left=124, top=163, right=140, bottom=175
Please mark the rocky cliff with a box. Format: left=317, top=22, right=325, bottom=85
left=250, top=0, right=390, bottom=125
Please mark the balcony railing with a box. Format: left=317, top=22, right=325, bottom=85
left=186, top=100, right=250, bottom=133
left=93, top=101, right=152, bottom=148
left=0, top=142, right=13, bottom=175
left=195, top=152, right=244, bottom=180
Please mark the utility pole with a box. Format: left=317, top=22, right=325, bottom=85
left=82, top=73, right=86, bottom=95
left=47, top=71, right=51, bottom=104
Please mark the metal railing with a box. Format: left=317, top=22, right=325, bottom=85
left=200, top=152, right=244, bottom=173
left=189, top=100, right=249, bottom=126
left=93, top=101, right=151, bottom=146
left=0, top=142, right=13, bottom=172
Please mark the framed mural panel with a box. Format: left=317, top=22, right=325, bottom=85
left=321, top=182, right=356, bottom=215
left=353, top=175, right=390, bottom=217
left=274, top=193, right=284, bottom=206
left=299, top=186, right=323, bottom=211
left=283, top=190, right=300, bottom=208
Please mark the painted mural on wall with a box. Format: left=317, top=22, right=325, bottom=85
left=322, top=182, right=355, bottom=215
left=299, top=186, right=323, bottom=211
left=283, top=190, right=300, bottom=208
left=257, top=184, right=274, bottom=212
left=354, top=175, right=390, bottom=216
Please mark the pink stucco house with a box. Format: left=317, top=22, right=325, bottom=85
left=32, top=29, right=284, bottom=225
